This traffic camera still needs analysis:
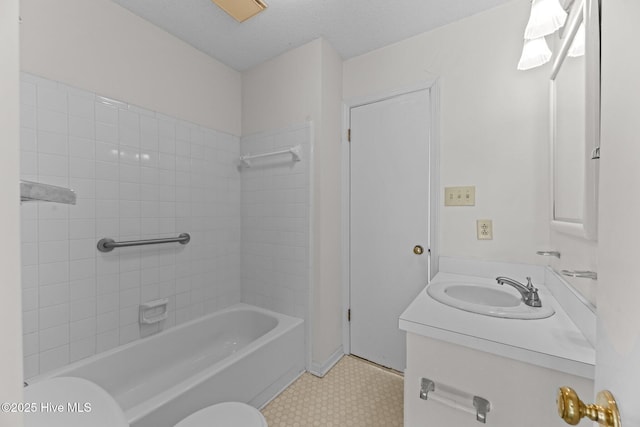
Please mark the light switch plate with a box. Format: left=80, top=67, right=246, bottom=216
left=477, top=219, right=493, bottom=240
left=445, top=186, right=476, bottom=206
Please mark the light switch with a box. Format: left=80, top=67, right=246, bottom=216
left=477, top=219, right=493, bottom=240
left=445, top=186, right=476, bottom=206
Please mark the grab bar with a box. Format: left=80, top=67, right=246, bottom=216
left=240, top=145, right=301, bottom=168
left=97, top=233, right=191, bottom=253
left=561, top=270, right=597, bottom=280
left=419, top=377, right=491, bottom=424
left=536, top=250, right=561, bottom=258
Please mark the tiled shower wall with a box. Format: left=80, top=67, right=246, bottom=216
left=240, top=123, right=312, bottom=324
left=20, top=73, right=241, bottom=378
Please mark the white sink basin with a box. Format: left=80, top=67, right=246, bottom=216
left=426, top=282, right=555, bottom=320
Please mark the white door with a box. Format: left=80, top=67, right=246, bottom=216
left=593, top=0, right=640, bottom=423
left=349, top=89, right=431, bottom=371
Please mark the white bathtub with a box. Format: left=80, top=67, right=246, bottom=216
left=31, top=304, right=305, bottom=427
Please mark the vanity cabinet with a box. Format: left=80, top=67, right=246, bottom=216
left=404, top=333, right=593, bottom=427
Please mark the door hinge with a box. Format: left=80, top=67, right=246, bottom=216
left=347, top=128, right=351, bottom=142
left=347, top=309, right=351, bottom=322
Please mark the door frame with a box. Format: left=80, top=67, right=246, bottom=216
left=341, top=81, right=441, bottom=356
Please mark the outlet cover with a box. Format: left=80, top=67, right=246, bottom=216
left=445, top=186, right=476, bottom=206
left=477, top=219, right=493, bottom=240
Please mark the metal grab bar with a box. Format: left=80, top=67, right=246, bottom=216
left=536, top=250, right=561, bottom=258
left=561, top=270, right=598, bottom=280
left=97, top=233, right=191, bottom=253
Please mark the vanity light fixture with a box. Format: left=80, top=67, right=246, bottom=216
left=517, top=37, right=552, bottom=70
left=568, top=21, right=585, bottom=57
left=211, top=0, right=268, bottom=23
left=517, top=0, right=569, bottom=70
left=524, top=0, right=568, bottom=39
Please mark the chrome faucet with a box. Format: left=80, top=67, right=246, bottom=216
left=495, top=276, right=542, bottom=307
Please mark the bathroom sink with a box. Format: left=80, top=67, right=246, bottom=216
left=426, top=282, right=555, bottom=320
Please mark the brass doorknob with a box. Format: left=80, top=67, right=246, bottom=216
left=557, top=387, right=621, bottom=427
left=413, top=245, right=424, bottom=255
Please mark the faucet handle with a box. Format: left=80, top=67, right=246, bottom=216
left=525, top=277, right=535, bottom=290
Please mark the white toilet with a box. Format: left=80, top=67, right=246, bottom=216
left=24, top=377, right=267, bottom=427
left=175, top=402, right=268, bottom=427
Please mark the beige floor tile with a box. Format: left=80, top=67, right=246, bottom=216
left=262, top=355, right=403, bottom=427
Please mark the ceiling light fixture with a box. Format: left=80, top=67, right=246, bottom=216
left=211, top=0, right=268, bottom=23
left=517, top=37, right=553, bottom=70
left=524, top=0, right=568, bottom=39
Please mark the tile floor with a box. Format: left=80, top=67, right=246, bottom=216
left=262, top=355, right=404, bottom=426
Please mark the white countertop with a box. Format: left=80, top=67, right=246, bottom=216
left=399, top=272, right=595, bottom=379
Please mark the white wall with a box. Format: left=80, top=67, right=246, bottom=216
left=312, top=40, right=344, bottom=370
left=242, top=40, right=322, bottom=136
left=19, top=73, right=242, bottom=378
left=242, top=39, right=345, bottom=370
left=1, top=0, right=24, bottom=422
left=596, top=0, right=640, bottom=422
left=20, top=0, right=241, bottom=135
left=343, top=0, right=550, bottom=266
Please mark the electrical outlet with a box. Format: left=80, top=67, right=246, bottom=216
left=445, top=186, right=476, bottom=206
left=477, top=219, right=493, bottom=240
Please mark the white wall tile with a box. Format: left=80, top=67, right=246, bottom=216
left=95, top=102, right=118, bottom=125
left=39, top=283, right=70, bottom=308
left=70, top=317, right=96, bottom=342
left=21, top=82, right=37, bottom=106
left=39, top=324, right=69, bottom=351
left=96, top=122, right=118, bottom=144
left=38, top=303, right=69, bottom=330
left=97, top=310, right=118, bottom=334
left=70, top=277, right=96, bottom=300
left=39, top=345, right=69, bottom=373
left=68, top=136, right=95, bottom=160
left=69, top=116, right=95, bottom=139
left=96, top=330, right=118, bottom=353
left=69, top=259, right=95, bottom=281
left=39, top=240, right=69, bottom=264
left=70, top=336, right=96, bottom=362
left=240, top=124, right=311, bottom=321
left=37, top=85, right=67, bottom=113
left=21, top=127, right=37, bottom=152
left=21, top=73, right=242, bottom=378
left=68, top=92, right=95, bottom=120
left=38, top=153, right=68, bottom=177
left=38, top=262, right=69, bottom=286
left=70, top=298, right=96, bottom=323
left=38, top=130, right=68, bottom=156
left=37, top=108, right=68, bottom=135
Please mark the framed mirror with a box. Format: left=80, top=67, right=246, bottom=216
left=549, top=0, right=600, bottom=240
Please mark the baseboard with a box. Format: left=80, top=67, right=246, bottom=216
left=254, top=366, right=306, bottom=410
left=309, top=348, right=344, bottom=378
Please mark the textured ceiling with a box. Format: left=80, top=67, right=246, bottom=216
left=112, top=0, right=513, bottom=71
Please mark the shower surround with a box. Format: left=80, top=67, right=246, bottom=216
left=20, top=72, right=312, bottom=379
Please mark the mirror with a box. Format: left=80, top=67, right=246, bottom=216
left=550, top=0, right=600, bottom=240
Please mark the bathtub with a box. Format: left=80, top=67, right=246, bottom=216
left=31, top=304, right=305, bottom=427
